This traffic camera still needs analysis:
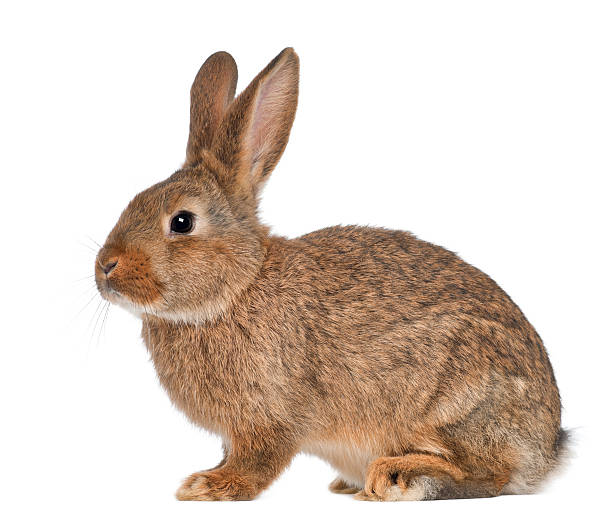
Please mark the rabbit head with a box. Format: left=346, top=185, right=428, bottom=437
left=95, top=48, right=299, bottom=323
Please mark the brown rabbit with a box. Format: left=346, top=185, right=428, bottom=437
left=95, top=48, right=566, bottom=501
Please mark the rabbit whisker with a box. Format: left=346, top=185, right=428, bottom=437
left=75, top=289, right=101, bottom=320
left=87, top=236, right=103, bottom=249
left=74, top=274, right=95, bottom=283
left=78, top=241, right=100, bottom=255
left=98, top=301, right=111, bottom=346
left=90, top=298, right=107, bottom=346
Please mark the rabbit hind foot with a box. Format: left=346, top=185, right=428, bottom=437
left=355, top=453, right=504, bottom=501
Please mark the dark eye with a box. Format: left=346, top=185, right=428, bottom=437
left=170, top=212, right=194, bottom=234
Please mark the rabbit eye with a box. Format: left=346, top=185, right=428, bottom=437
left=170, top=212, right=194, bottom=234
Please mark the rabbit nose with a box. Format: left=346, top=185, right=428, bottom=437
left=102, top=259, right=118, bottom=275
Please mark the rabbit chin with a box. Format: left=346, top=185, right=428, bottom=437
left=103, top=285, right=233, bottom=324
left=102, top=289, right=147, bottom=318
left=151, top=298, right=232, bottom=326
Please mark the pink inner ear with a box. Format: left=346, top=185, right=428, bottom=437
left=247, top=62, right=295, bottom=171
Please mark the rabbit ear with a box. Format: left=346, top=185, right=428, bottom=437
left=212, top=48, right=299, bottom=196
left=185, top=51, right=238, bottom=167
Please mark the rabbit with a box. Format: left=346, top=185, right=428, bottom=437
left=95, top=48, right=567, bottom=501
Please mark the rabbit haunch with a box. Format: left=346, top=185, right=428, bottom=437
left=95, top=48, right=566, bottom=501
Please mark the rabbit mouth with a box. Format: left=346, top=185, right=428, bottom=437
left=98, top=283, right=150, bottom=318
left=98, top=282, right=123, bottom=304
left=97, top=281, right=136, bottom=309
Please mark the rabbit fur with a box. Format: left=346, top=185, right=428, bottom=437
left=95, top=48, right=566, bottom=501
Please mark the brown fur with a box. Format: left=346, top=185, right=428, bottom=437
left=329, top=477, right=360, bottom=494
left=95, top=48, right=565, bottom=501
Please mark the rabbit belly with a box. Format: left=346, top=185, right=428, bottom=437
left=303, top=440, right=377, bottom=487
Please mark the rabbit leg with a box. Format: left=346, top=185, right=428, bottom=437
left=175, top=436, right=295, bottom=501
left=329, top=476, right=360, bottom=494
left=356, top=453, right=497, bottom=501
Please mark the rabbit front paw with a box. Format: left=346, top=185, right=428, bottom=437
left=175, top=468, right=257, bottom=501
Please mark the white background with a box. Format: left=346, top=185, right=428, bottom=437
left=1, top=1, right=610, bottom=515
